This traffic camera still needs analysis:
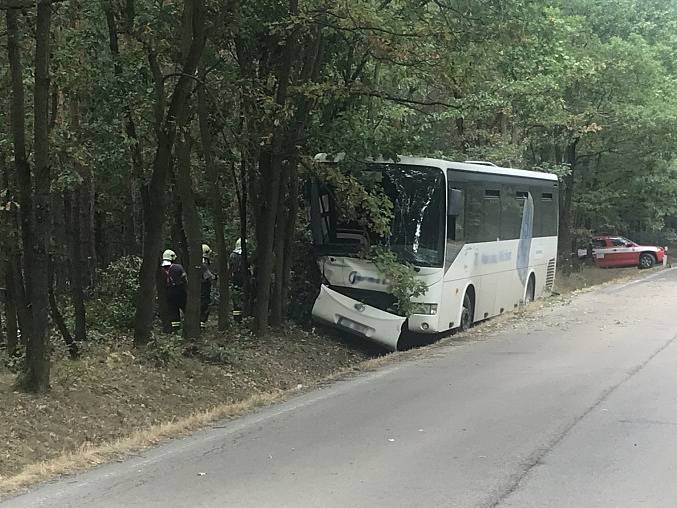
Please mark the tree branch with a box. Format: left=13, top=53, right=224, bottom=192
left=0, top=0, right=64, bottom=9
left=353, top=90, right=461, bottom=109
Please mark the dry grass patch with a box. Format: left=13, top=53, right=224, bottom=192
left=0, top=325, right=380, bottom=497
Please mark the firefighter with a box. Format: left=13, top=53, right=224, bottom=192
left=200, top=244, right=216, bottom=327
left=229, top=238, right=245, bottom=288
left=161, top=249, right=187, bottom=331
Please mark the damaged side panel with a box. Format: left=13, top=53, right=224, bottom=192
left=312, top=285, right=406, bottom=351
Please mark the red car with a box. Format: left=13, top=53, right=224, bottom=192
left=578, top=236, right=666, bottom=269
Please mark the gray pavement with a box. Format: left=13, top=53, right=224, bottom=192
left=4, top=268, right=677, bottom=508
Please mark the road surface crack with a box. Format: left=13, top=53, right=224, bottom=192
left=487, top=330, right=677, bottom=508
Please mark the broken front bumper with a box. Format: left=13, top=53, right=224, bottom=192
left=311, top=285, right=405, bottom=351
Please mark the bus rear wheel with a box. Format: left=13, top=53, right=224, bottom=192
left=460, top=292, right=474, bottom=332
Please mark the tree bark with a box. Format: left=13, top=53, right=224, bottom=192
left=6, top=9, right=33, bottom=317
left=197, top=73, right=231, bottom=330
left=20, top=1, right=53, bottom=392
left=252, top=0, right=298, bottom=334
left=175, top=131, right=202, bottom=340
left=65, top=191, right=87, bottom=342
left=4, top=268, right=19, bottom=356
left=133, top=0, right=207, bottom=345
left=270, top=162, right=291, bottom=327
left=47, top=257, right=79, bottom=359
left=2, top=161, right=22, bottom=354
left=558, top=139, right=578, bottom=268
left=280, top=160, right=299, bottom=318
left=240, top=154, right=252, bottom=315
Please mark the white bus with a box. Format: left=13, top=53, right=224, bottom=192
left=309, top=155, right=559, bottom=350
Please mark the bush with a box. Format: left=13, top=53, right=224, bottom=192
left=87, top=256, right=142, bottom=331
left=143, top=334, right=184, bottom=367
left=0, top=349, right=25, bottom=374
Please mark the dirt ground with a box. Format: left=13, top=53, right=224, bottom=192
left=0, top=325, right=379, bottom=484
left=0, top=262, right=665, bottom=492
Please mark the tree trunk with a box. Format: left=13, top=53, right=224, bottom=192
left=240, top=155, right=252, bottom=315
left=80, top=171, right=97, bottom=284
left=50, top=193, right=68, bottom=293
left=47, top=257, right=79, bottom=359
left=197, top=74, right=231, bottom=330
left=270, top=162, right=291, bottom=327
left=175, top=131, right=202, bottom=340
left=2, top=161, right=21, bottom=354
left=253, top=0, right=297, bottom=334
left=20, top=1, right=53, bottom=392
left=4, top=268, right=19, bottom=356
left=280, top=161, right=299, bottom=318
left=133, top=0, right=207, bottom=345
left=65, top=191, right=87, bottom=342
left=6, top=8, right=33, bottom=321
left=171, top=196, right=189, bottom=266
left=558, top=139, right=578, bottom=268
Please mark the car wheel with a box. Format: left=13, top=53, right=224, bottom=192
left=639, top=253, right=656, bottom=269
left=460, top=292, right=474, bottom=332
left=525, top=276, right=535, bottom=303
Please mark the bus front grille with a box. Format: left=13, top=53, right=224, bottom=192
left=545, top=258, right=556, bottom=290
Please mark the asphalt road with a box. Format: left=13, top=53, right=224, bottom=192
left=5, top=268, right=677, bottom=508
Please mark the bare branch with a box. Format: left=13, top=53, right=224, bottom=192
left=353, top=90, right=461, bottom=110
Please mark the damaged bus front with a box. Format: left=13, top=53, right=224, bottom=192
left=309, top=157, right=446, bottom=350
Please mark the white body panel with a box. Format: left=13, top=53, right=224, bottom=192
left=312, top=285, right=405, bottom=350
left=310, top=155, right=558, bottom=350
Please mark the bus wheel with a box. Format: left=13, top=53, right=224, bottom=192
left=460, top=292, right=474, bottom=332
left=525, top=275, right=535, bottom=304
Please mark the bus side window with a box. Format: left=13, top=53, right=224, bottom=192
left=500, top=186, right=526, bottom=240
left=481, top=188, right=501, bottom=241
left=447, top=188, right=464, bottom=241
left=446, top=187, right=465, bottom=267
left=541, top=191, right=558, bottom=236
left=464, top=184, right=482, bottom=242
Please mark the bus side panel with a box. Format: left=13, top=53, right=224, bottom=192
left=441, top=236, right=558, bottom=331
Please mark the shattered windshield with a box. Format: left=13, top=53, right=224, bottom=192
left=311, top=163, right=446, bottom=267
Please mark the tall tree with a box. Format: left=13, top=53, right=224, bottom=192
left=133, top=0, right=207, bottom=345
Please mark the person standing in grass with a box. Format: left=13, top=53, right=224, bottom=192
left=200, top=244, right=217, bottom=327
left=161, top=249, right=187, bottom=332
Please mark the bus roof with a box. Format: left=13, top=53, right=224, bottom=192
left=314, top=153, right=558, bottom=182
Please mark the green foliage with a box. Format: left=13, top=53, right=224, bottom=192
left=370, top=247, right=427, bottom=317
left=143, top=334, right=184, bottom=367
left=87, top=256, right=142, bottom=331
left=311, top=160, right=394, bottom=237
left=0, top=349, right=26, bottom=374
left=197, top=343, right=239, bottom=365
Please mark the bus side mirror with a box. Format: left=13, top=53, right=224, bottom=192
left=448, top=188, right=463, bottom=216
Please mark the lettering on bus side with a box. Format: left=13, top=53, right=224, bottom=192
left=479, top=250, right=513, bottom=264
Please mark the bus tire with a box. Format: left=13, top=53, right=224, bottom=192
left=460, top=291, right=474, bottom=332
left=639, top=252, right=655, bottom=269
left=525, top=274, right=535, bottom=303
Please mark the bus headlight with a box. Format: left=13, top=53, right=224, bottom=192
left=411, top=303, right=438, bottom=315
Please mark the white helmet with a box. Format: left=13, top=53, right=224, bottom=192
left=202, top=244, right=212, bottom=260
left=233, top=238, right=242, bottom=254
left=162, top=249, right=177, bottom=262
